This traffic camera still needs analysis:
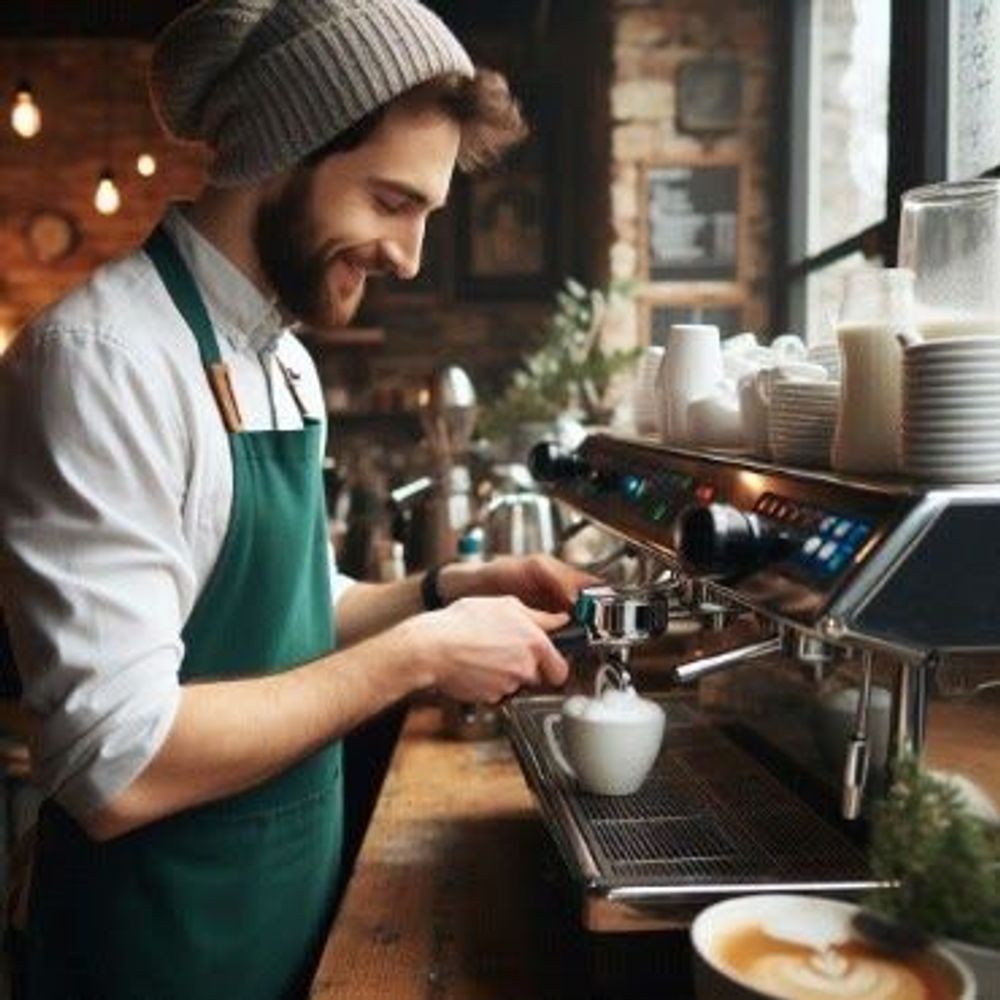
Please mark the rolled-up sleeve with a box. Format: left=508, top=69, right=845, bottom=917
left=0, top=325, right=190, bottom=818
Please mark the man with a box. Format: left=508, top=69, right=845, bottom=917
left=0, top=2, right=591, bottom=997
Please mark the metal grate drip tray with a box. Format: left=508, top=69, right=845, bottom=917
left=504, top=695, right=875, bottom=930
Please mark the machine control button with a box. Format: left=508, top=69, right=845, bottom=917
left=802, top=535, right=823, bottom=556
left=817, top=540, right=838, bottom=562
left=826, top=551, right=848, bottom=573
left=832, top=519, right=853, bottom=539
left=819, top=516, right=838, bottom=534
left=847, top=524, right=871, bottom=547
left=622, top=474, right=645, bottom=500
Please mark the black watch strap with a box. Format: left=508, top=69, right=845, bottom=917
left=420, top=563, right=449, bottom=610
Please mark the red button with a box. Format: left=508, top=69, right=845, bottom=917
left=695, top=484, right=716, bottom=504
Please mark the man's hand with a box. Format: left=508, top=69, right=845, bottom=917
left=405, top=596, right=570, bottom=703
left=440, top=553, right=598, bottom=612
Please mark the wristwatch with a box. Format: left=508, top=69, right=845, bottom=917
left=420, top=563, right=450, bottom=610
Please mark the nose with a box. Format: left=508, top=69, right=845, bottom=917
left=384, top=218, right=426, bottom=281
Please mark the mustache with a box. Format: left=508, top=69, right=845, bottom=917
left=323, top=245, right=398, bottom=278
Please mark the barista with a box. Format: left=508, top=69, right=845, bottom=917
left=0, top=2, right=590, bottom=997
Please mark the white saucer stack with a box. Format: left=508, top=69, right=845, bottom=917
left=768, top=380, right=840, bottom=467
left=902, top=336, right=1000, bottom=482
left=632, top=346, right=665, bottom=436
left=806, top=342, right=843, bottom=381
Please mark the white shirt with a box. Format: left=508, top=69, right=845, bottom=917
left=0, top=206, right=354, bottom=817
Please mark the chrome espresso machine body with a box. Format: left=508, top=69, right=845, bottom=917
left=504, top=433, right=1000, bottom=930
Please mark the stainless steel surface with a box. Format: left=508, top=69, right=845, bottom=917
left=520, top=432, right=1000, bottom=928
left=543, top=433, right=1000, bottom=654
left=841, top=652, right=873, bottom=820
left=504, top=694, right=875, bottom=930
left=673, top=634, right=784, bottom=684
left=576, top=583, right=671, bottom=650
left=483, top=492, right=557, bottom=557
left=420, top=364, right=478, bottom=463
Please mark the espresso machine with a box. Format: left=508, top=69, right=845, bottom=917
left=504, top=433, right=1000, bottom=931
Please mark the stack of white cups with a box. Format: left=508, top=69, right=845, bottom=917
left=901, top=335, right=1000, bottom=481
left=632, top=345, right=665, bottom=436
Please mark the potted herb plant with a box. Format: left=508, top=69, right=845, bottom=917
left=477, top=278, right=638, bottom=459
left=862, top=754, right=1000, bottom=992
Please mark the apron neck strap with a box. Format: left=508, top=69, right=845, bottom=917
left=144, top=226, right=221, bottom=366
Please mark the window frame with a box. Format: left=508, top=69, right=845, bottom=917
left=777, top=0, right=960, bottom=334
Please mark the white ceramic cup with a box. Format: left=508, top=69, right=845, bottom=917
left=691, top=894, right=975, bottom=1000
left=660, top=324, right=725, bottom=445
left=543, top=687, right=665, bottom=796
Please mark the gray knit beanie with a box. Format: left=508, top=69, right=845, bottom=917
left=150, top=0, right=474, bottom=186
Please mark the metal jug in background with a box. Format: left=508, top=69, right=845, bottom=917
left=483, top=491, right=557, bottom=557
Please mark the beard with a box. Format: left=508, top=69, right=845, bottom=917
left=253, top=168, right=365, bottom=331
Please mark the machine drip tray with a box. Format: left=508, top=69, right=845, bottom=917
left=504, top=695, right=876, bottom=932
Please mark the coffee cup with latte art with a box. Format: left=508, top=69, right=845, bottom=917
left=691, top=895, right=974, bottom=1000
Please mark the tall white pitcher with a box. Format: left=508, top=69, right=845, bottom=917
left=831, top=269, right=915, bottom=475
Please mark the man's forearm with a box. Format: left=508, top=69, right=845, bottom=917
left=82, top=620, right=432, bottom=842
left=334, top=563, right=481, bottom=645
left=335, top=577, right=424, bottom=645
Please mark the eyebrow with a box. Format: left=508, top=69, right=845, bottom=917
left=370, top=178, right=443, bottom=211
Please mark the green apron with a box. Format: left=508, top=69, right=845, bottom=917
left=21, top=226, right=343, bottom=1000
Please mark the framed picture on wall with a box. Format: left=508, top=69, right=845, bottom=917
left=676, top=57, right=743, bottom=136
left=644, top=300, right=745, bottom=346
left=642, top=162, right=741, bottom=283
left=455, top=166, right=554, bottom=300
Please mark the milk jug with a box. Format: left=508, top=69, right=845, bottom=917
left=831, top=269, right=915, bottom=475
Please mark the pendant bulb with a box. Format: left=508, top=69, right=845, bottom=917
left=136, top=152, right=157, bottom=178
left=94, top=169, right=121, bottom=215
left=10, top=80, right=41, bottom=139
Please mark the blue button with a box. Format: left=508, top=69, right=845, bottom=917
left=832, top=519, right=853, bottom=539
left=826, top=551, right=848, bottom=573
left=818, top=540, right=838, bottom=562
left=819, top=516, right=838, bottom=534
left=622, top=475, right=644, bottom=500
left=848, top=524, right=870, bottom=547
left=802, top=535, right=823, bottom=556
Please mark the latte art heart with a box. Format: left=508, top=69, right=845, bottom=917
left=714, top=925, right=963, bottom=1000
left=745, top=951, right=927, bottom=1000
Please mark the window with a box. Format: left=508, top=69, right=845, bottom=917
left=949, top=0, right=1000, bottom=179
left=780, top=0, right=1000, bottom=341
left=786, top=0, right=891, bottom=342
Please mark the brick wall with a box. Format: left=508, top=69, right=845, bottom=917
left=0, top=40, right=206, bottom=340
left=607, top=0, right=777, bottom=348
left=0, top=6, right=780, bottom=419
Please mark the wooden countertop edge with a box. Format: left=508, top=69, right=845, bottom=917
left=309, top=705, right=548, bottom=999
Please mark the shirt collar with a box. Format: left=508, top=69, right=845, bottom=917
left=160, top=204, right=286, bottom=354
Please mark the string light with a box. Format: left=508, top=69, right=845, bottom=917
left=94, top=43, right=123, bottom=215
left=94, top=169, right=121, bottom=215
left=10, top=80, right=41, bottom=139
left=136, top=151, right=157, bottom=178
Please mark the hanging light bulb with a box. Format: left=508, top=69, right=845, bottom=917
left=136, top=151, right=157, bottom=178
left=94, top=169, right=121, bottom=215
left=10, top=80, right=41, bottom=139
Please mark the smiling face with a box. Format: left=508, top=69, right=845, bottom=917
left=253, top=100, right=461, bottom=331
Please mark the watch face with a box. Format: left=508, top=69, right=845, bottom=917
left=24, top=209, right=79, bottom=264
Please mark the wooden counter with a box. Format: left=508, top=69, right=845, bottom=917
left=310, top=705, right=692, bottom=1000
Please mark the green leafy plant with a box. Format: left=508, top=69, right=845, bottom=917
left=866, top=755, right=1000, bottom=948
left=477, top=278, right=639, bottom=441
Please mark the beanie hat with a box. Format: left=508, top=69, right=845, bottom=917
left=150, top=0, right=475, bottom=187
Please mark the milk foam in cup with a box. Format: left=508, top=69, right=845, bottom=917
left=691, top=894, right=974, bottom=1000
left=543, top=684, right=665, bottom=796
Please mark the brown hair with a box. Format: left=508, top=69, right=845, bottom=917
left=305, top=68, right=528, bottom=173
